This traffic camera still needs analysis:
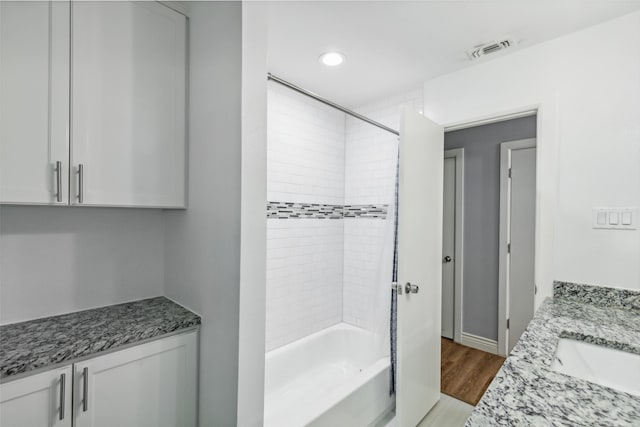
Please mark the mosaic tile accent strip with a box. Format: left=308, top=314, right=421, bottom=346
left=267, top=202, right=343, bottom=219
left=267, top=201, right=388, bottom=219
left=553, top=280, right=640, bottom=311
left=343, top=204, right=388, bottom=218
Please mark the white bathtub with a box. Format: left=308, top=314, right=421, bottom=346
left=264, top=323, right=394, bottom=427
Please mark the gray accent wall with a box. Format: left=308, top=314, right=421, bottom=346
left=163, top=3, right=242, bottom=426
left=444, top=115, right=536, bottom=341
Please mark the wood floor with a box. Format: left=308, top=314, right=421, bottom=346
left=441, top=338, right=505, bottom=406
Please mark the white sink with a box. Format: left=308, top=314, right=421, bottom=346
left=551, top=338, right=640, bottom=397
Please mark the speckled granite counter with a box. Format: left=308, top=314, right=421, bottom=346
left=0, top=297, right=200, bottom=380
left=466, top=282, right=640, bottom=426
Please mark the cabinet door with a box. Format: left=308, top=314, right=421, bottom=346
left=0, top=365, right=72, bottom=427
left=74, top=331, right=197, bottom=427
left=71, top=1, right=187, bottom=208
left=0, top=1, right=70, bottom=205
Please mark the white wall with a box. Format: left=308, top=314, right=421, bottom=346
left=424, top=11, right=640, bottom=299
left=163, top=2, right=242, bottom=426
left=343, top=89, right=422, bottom=329
left=265, top=82, right=345, bottom=351
left=0, top=206, right=164, bottom=324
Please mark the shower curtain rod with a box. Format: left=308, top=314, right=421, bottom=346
left=267, top=73, right=400, bottom=136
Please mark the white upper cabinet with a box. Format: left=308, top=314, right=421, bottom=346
left=1, top=1, right=187, bottom=208
left=71, top=1, right=187, bottom=208
left=0, top=1, right=70, bottom=205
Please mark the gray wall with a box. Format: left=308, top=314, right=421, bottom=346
left=163, top=2, right=242, bottom=426
left=0, top=206, right=165, bottom=324
left=444, top=115, right=536, bottom=341
left=236, top=2, right=268, bottom=425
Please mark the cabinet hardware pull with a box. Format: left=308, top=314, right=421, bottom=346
left=59, top=373, right=65, bottom=420
left=55, top=161, right=63, bottom=203
left=82, top=367, right=89, bottom=412
left=77, top=164, right=84, bottom=204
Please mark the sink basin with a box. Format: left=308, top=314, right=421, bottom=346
left=551, top=338, right=640, bottom=397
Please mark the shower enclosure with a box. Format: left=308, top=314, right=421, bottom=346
left=263, top=75, right=443, bottom=427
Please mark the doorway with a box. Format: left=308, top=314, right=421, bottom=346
left=438, top=115, right=537, bottom=408
left=439, top=115, right=536, bottom=354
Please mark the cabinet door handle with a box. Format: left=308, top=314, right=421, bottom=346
left=55, top=161, right=63, bottom=203
left=59, top=373, right=66, bottom=420
left=77, top=164, right=84, bottom=204
left=82, top=367, right=89, bottom=412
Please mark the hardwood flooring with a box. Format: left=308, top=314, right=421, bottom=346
left=441, top=338, right=505, bottom=406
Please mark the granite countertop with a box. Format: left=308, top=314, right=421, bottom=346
left=0, top=297, right=201, bottom=380
left=467, top=282, right=640, bottom=426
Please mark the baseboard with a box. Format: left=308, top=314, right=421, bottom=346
left=460, top=332, right=499, bottom=355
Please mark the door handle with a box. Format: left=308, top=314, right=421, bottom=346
left=443, top=256, right=452, bottom=263
left=82, top=367, right=89, bottom=412
left=77, top=164, right=84, bottom=204
left=54, top=161, right=63, bottom=203
left=405, top=282, right=419, bottom=294
left=59, top=373, right=66, bottom=420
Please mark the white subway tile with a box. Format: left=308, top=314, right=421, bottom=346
left=266, top=82, right=423, bottom=350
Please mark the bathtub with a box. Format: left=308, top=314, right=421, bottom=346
left=264, top=323, right=394, bottom=427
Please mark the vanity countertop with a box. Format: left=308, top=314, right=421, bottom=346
left=0, top=297, right=200, bottom=380
left=466, top=282, right=640, bottom=426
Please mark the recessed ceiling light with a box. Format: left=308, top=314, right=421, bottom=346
left=319, top=52, right=345, bottom=67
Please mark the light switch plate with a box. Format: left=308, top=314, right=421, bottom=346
left=593, top=207, right=637, bottom=230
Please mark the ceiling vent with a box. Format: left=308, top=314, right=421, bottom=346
left=468, top=38, right=516, bottom=60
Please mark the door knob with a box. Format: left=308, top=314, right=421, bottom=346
left=405, top=282, right=419, bottom=294
left=443, top=256, right=452, bottom=263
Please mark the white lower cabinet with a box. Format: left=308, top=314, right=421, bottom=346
left=74, top=332, right=197, bottom=427
left=0, top=365, right=73, bottom=427
left=0, top=331, right=196, bottom=427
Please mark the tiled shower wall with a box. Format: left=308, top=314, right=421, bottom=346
left=266, top=83, right=346, bottom=351
left=266, top=82, right=424, bottom=351
left=343, top=89, right=424, bottom=329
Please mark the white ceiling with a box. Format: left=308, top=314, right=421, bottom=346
left=267, top=0, right=640, bottom=107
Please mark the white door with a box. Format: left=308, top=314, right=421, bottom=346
left=0, top=365, right=72, bottom=427
left=74, top=332, right=197, bottom=427
left=499, top=139, right=536, bottom=354
left=441, top=155, right=455, bottom=339
left=506, top=143, right=536, bottom=353
left=396, top=108, right=443, bottom=426
left=0, top=0, right=69, bottom=205
left=71, top=1, right=187, bottom=208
